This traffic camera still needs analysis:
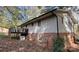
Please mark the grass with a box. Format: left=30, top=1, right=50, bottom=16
left=0, top=32, right=9, bottom=39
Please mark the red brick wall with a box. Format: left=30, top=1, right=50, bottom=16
left=0, top=33, right=79, bottom=52
left=26, top=33, right=68, bottom=51
left=0, top=33, right=56, bottom=52
left=27, top=33, right=79, bottom=52
left=64, top=34, right=79, bottom=52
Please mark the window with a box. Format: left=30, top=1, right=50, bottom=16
left=26, top=25, right=27, bottom=27
left=38, top=21, right=41, bottom=26
left=61, top=17, right=63, bottom=24
left=31, top=23, right=34, bottom=26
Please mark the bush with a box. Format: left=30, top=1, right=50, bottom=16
left=53, top=37, right=65, bottom=52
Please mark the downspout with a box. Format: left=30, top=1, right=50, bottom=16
left=52, top=13, right=59, bottom=38
left=56, top=14, right=59, bottom=38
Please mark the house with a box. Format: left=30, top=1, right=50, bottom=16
left=18, top=8, right=79, bottom=51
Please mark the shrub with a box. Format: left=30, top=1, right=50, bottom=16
left=53, top=37, right=65, bottom=52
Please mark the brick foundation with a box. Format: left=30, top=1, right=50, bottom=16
left=64, top=34, right=79, bottom=52
left=0, top=32, right=78, bottom=52
left=26, top=33, right=69, bottom=51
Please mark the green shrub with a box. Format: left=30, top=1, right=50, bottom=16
left=53, top=37, right=65, bottom=52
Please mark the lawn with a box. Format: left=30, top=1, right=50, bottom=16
left=0, top=32, right=9, bottom=39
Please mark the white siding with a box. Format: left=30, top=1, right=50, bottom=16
left=27, top=15, right=67, bottom=33
left=58, top=16, right=67, bottom=33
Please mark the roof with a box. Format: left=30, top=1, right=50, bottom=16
left=19, top=9, right=57, bottom=27
left=19, top=9, right=70, bottom=27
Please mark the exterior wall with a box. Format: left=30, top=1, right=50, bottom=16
left=62, top=14, right=73, bottom=33
left=27, top=15, right=68, bottom=34
left=25, top=15, right=69, bottom=51
left=27, top=16, right=57, bottom=33
left=58, top=16, right=67, bottom=33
